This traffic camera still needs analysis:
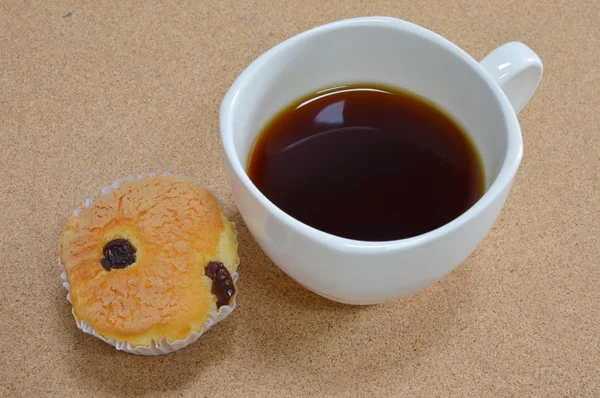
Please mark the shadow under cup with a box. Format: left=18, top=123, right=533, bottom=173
left=221, top=18, right=522, bottom=304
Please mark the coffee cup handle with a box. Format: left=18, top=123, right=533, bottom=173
left=480, top=42, right=543, bottom=114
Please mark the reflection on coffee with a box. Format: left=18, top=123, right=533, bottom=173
left=248, top=84, right=484, bottom=241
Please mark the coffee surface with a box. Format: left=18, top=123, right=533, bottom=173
left=248, top=84, right=484, bottom=241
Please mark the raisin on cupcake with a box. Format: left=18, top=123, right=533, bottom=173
left=59, top=175, right=238, bottom=355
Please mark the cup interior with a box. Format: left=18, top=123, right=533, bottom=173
left=225, top=18, right=517, bottom=194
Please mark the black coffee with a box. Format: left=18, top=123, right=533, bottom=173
left=248, top=83, right=484, bottom=241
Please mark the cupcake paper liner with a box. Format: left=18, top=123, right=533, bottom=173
left=59, top=172, right=239, bottom=356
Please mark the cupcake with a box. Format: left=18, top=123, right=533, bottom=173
left=59, top=174, right=239, bottom=355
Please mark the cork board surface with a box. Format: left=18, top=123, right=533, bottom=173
left=1, top=0, right=599, bottom=396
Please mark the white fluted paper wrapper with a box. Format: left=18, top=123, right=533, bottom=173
left=59, top=172, right=239, bottom=356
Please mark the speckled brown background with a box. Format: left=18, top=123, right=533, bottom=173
left=1, top=0, right=598, bottom=397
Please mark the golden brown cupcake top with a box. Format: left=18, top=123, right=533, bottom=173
left=60, top=176, right=238, bottom=347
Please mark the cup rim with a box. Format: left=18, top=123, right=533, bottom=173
left=219, top=16, right=523, bottom=253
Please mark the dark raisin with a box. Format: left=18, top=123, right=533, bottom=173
left=205, top=261, right=235, bottom=308
left=101, top=239, right=136, bottom=271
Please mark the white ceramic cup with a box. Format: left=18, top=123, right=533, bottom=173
left=220, top=16, right=543, bottom=304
